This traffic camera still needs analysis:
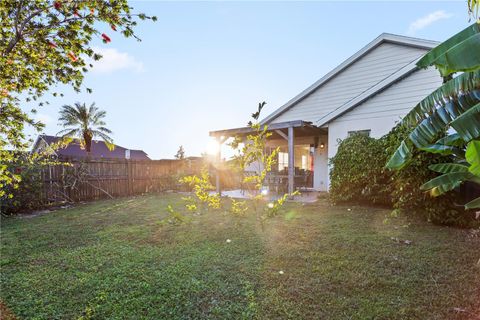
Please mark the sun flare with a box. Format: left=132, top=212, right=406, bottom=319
left=206, top=137, right=220, bottom=155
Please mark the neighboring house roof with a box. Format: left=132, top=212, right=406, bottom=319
left=261, top=33, right=439, bottom=126
left=32, top=135, right=150, bottom=160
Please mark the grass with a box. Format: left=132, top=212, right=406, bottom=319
left=1, top=193, right=479, bottom=319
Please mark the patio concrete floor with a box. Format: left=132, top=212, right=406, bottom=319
left=217, top=189, right=322, bottom=203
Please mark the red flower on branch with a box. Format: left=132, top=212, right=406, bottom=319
left=111, top=24, right=117, bottom=31
left=101, top=33, right=111, bottom=43
left=67, top=51, right=78, bottom=62
left=54, top=1, right=61, bottom=10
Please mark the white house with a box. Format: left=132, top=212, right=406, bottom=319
left=210, top=33, right=442, bottom=193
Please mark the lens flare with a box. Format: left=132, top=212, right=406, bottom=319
left=206, top=137, right=219, bottom=155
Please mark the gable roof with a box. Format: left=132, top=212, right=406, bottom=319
left=33, top=135, right=150, bottom=160
left=261, top=33, right=439, bottom=125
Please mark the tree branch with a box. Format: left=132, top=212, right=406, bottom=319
left=4, top=4, right=51, bottom=56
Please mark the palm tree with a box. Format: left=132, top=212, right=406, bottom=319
left=57, top=102, right=114, bottom=154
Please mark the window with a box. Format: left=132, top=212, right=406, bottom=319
left=301, top=155, right=308, bottom=170
left=276, top=145, right=313, bottom=172
left=278, top=152, right=289, bottom=172
left=348, top=129, right=371, bottom=137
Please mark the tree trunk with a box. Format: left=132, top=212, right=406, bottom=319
left=83, top=132, right=92, bottom=160
left=84, top=133, right=92, bottom=153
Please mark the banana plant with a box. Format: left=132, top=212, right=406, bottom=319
left=415, top=23, right=480, bottom=77
left=386, top=22, right=480, bottom=209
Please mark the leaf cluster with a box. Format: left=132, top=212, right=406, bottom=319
left=330, top=125, right=477, bottom=227
left=1, top=0, right=155, bottom=197
left=387, top=22, right=480, bottom=211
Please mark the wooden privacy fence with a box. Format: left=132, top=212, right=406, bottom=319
left=40, top=158, right=243, bottom=204
left=42, top=158, right=204, bottom=203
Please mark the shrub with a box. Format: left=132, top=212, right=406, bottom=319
left=382, top=125, right=472, bottom=227
left=329, top=134, right=391, bottom=206
left=330, top=124, right=476, bottom=227
left=0, top=154, right=46, bottom=215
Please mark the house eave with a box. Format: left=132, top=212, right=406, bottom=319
left=209, top=120, right=326, bottom=139
left=260, top=33, right=439, bottom=125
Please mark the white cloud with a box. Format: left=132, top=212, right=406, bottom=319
left=34, top=113, right=53, bottom=125
left=89, top=47, right=144, bottom=74
left=407, top=10, right=452, bottom=35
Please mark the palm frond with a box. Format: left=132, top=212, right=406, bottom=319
left=93, top=131, right=115, bottom=151
left=96, top=126, right=112, bottom=134
left=88, top=102, right=97, bottom=116
left=57, top=102, right=113, bottom=151
left=58, top=104, right=83, bottom=126
left=91, top=110, right=107, bottom=125
left=57, top=128, right=81, bottom=138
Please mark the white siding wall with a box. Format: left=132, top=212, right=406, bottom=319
left=313, top=135, right=328, bottom=191
left=326, top=67, right=442, bottom=189
left=271, top=43, right=427, bottom=124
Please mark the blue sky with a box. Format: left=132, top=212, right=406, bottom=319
left=30, top=1, right=473, bottom=159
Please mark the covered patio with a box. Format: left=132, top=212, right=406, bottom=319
left=209, top=120, right=327, bottom=196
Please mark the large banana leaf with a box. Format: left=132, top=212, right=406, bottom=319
left=420, top=172, right=475, bottom=190
left=385, top=140, right=411, bottom=169
left=408, top=100, right=480, bottom=149
left=389, top=21, right=480, bottom=209
left=465, top=196, right=480, bottom=209
left=426, top=163, right=479, bottom=197
left=388, top=95, right=479, bottom=171
left=430, top=181, right=462, bottom=197
left=466, top=140, right=480, bottom=176
left=435, top=133, right=464, bottom=147
left=428, top=163, right=470, bottom=174
left=450, top=103, right=480, bottom=141
left=419, top=143, right=463, bottom=156
left=403, top=71, right=480, bottom=127
left=417, top=22, right=480, bottom=77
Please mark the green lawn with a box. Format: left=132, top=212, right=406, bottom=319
left=1, top=194, right=479, bottom=319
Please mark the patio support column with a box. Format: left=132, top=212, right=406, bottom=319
left=215, top=136, right=225, bottom=195
left=288, top=126, right=295, bottom=196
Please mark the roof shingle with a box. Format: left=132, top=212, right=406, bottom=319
left=35, top=135, right=150, bottom=160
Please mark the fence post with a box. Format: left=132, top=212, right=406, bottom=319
left=127, top=160, right=133, bottom=196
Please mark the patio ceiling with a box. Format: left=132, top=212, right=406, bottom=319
left=209, top=120, right=327, bottom=140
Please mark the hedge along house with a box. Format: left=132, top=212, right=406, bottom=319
left=210, top=33, right=442, bottom=195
